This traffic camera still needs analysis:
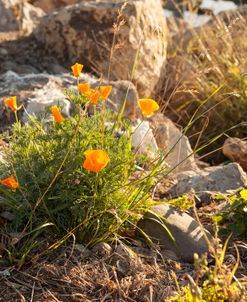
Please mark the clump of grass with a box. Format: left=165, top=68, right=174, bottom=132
left=166, top=194, right=194, bottom=211
left=167, top=235, right=246, bottom=302
left=214, top=189, right=247, bottom=237
left=161, top=10, right=247, bottom=162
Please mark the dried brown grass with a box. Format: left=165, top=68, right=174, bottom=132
left=0, top=242, right=191, bottom=302
left=159, top=7, right=247, bottom=163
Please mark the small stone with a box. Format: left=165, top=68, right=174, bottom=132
left=92, top=242, right=112, bottom=256
left=0, top=48, right=8, bottom=56
left=115, top=243, right=137, bottom=260
left=0, top=211, right=15, bottom=221
left=74, top=244, right=91, bottom=257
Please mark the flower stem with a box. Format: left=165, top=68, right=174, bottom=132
left=101, top=101, right=106, bottom=147
left=14, top=111, right=19, bottom=124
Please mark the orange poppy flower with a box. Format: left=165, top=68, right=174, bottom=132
left=51, top=106, right=64, bottom=123
left=100, top=85, right=112, bottom=100
left=78, top=83, right=90, bottom=95
left=83, top=149, right=110, bottom=173
left=138, top=98, right=159, bottom=117
left=4, top=96, right=17, bottom=111
left=71, top=63, right=83, bottom=77
left=1, top=175, right=19, bottom=189
left=85, top=89, right=100, bottom=105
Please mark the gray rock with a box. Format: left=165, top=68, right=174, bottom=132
left=138, top=203, right=213, bottom=263
left=96, top=79, right=138, bottom=120
left=92, top=242, right=112, bottom=256
left=3, top=61, right=39, bottom=74
left=150, top=114, right=199, bottom=173
left=168, top=163, right=247, bottom=197
left=223, top=137, right=247, bottom=172
left=0, top=0, right=45, bottom=34
left=0, top=0, right=19, bottom=32
left=0, top=70, right=139, bottom=123
left=35, top=0, right=168, bottom=97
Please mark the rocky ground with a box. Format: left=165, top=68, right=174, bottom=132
left=0, top=0, right=247, bottom=301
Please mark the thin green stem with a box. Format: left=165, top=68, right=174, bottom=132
left=101, top=101, right=106, bottom=147
left=14, top=110, right=19, bottom=124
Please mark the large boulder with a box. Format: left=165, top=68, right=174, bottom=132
left=138, top=203, right=213, bottom=262
left=35, top=0, right=168, bottom=97
left=167, top=163, right=247, bottom=197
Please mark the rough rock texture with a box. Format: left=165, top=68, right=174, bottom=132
left=138, top=203, right=213, bottom=263
left=167, top=163, right=247, bottom=197
left=35, top=0, right=167, bottom=97
left=162, top=0, right=202, bottom=14
left=0, top=0, right=44, bottom=35
left=18, top=1, right=45, bottom=35
left=150, top=114, right=199, bottom=173
left=32, top=0, right=79, bottom=13
left=0, top=0, right=19, bottom=32
left=0, top=71, right=138, bottom=128
left=223, top=137, right=247, bottom=172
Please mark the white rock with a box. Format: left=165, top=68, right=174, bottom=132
left=168, top=163, right=247, bottom=197
left=132, top=121, right=159, bottom=158
left=22, top=81, right=71, bottom=123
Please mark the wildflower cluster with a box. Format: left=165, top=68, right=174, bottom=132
left=0, top=63, right=160, bottom=257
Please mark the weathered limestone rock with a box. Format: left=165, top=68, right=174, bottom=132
left=138, top=203, right=213, bottom=262
left=32, top=0, right=79, bottom=13
left=223, top=137, right=247, bottom=172
left=0, top=71, right=138, bottom=126
left=18, top=2, right=45, bottom=35
left=150, top=114, right=199, bottom=173
left=168, top=163, right=247, bottom=197
left=0, top=0, right=44, bottom=34
left=0, top=0, right=19, bottom=32
left=35, top=0, right=168, bottom=97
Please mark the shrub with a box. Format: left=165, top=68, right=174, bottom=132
left=0, top=67, right=162, bottom=265
left=167, top=238, right=246, bottom=302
